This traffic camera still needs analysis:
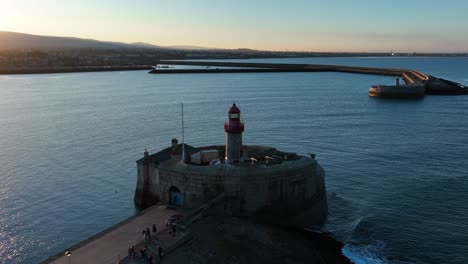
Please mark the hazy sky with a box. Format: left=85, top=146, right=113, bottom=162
left=1, top=0, right=467, bottom=52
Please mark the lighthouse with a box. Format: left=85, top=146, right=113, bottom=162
left=224, top=103, right=244, bottom=163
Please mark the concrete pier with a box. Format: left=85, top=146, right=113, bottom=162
left=149, top=60, right=468, bottom=96
left=150, top=60, right=428, bottom=83
left=41, top=205, right=177, bottom=264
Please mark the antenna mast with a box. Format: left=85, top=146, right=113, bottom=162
left=181, top=102, right=185, bottom=160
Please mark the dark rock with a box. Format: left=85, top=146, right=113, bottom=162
left=425, top=76, right=468, bottom=95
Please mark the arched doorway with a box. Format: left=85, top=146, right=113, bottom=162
left=169, top=186, right=182, bottom=207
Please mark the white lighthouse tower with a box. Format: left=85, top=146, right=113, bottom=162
left=224, top=103, right=244, bottom=163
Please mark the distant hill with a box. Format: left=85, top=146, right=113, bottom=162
left=130, top=42, right=162, bottom=49
left=0, top=31, right=137, bottom=50
left=0, top=31, right=214, bottom=51
left=167, top=45, right=216, bottom=50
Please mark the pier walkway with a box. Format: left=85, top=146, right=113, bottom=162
left=151, top=60, right=429, bottom=85
left=43, top=205, right=177, bottom=264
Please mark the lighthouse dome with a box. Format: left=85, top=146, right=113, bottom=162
left=229, top=103, right=240, bottom=114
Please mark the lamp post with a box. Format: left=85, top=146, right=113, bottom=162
left=64, top=251, right=72, bottom=264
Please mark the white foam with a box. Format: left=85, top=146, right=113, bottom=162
left=40, top=75, right=72, bottom=79
left=342, top=243, right=388, bottom=264
left=0, top=75, right=31, bottom=80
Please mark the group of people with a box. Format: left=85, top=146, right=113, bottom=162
left=138, top=247, right=153, bottom=263
left=128, top=245, right=163, bottom=263
left=142, top=224, right=159, bottom=241
left=126, top=223, right=163, bottom=263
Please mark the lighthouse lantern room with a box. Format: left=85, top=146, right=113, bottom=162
left=224, top=103, right=244, bottom=163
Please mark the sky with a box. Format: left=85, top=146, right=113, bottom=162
left=1, top=0, right=467, bottom=52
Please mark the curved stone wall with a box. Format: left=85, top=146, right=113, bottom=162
left=137, top=155, right=326, bottom=226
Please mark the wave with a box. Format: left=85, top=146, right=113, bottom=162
left=324, top=193, right=372, bottom=242
left=342, top=242, right=389, bottom=264
left=325, top=194, right=395, bottom=263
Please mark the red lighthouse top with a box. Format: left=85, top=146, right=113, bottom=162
left=224, top=103, right=244, bottom=133
left=229, top=103, right=240, bottom=114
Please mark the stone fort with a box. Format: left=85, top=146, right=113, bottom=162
left=135, top=103, right=327, bottom=227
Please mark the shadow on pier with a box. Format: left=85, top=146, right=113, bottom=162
left=149, top=60, right=468, bottom=97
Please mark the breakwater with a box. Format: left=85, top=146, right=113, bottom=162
left=151, top=60, right=427, bottom=82
left=150, top=60, right=468, bottom=96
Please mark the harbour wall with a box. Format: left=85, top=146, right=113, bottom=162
left=136, top=154, right=328, bottom=226
left=152, top=60, right=426, bottom=83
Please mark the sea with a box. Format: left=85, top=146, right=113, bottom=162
left=0, top=57, right=467, bottom=264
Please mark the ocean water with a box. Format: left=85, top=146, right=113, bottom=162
left=0, top=57, right=467, bottom=264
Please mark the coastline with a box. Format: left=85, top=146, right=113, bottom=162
left=1, top=55, right=467, bottom=76
left=0, top=65, right=152, bottom=75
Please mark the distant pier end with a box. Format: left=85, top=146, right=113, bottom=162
left=149, top=60, right=468, bottom=97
